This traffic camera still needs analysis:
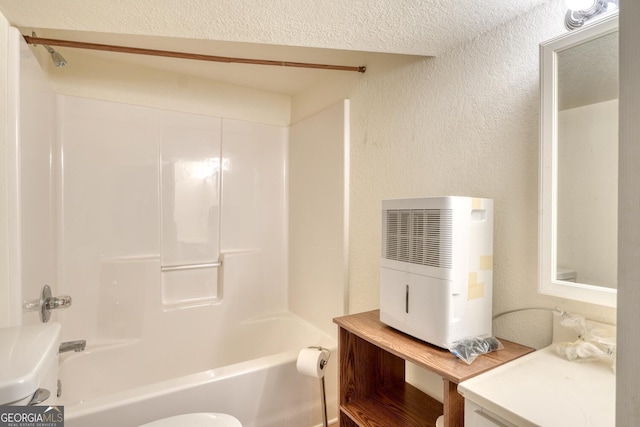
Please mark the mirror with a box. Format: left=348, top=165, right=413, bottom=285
left=539, top=13, right=618, bottom=307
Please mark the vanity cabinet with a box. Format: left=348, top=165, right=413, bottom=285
left=458, top=345, right=616, bottom=427
left=333, top=310, right=533, bottom=427
left=464, top=401, right=517, bottom=427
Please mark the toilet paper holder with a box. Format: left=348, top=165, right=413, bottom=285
left=312, top=346, right=331, bottom=370
left=297, top=346, right=332, bottom=427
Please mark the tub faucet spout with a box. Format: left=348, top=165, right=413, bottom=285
left=59, top=340, right=86, bottom=353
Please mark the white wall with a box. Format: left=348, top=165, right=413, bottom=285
left=557, top=99, right=618, bottom=288
left=289, top=100, right=349, bottom=337
left=0, top=15, right=11, bottom=328
left=292, top=0, right=616, bottom=350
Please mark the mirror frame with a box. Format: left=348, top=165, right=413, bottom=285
left=539, top=13, right=618, bottom=307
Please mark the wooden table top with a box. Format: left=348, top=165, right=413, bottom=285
left=334, top=309, right=534, bottom=384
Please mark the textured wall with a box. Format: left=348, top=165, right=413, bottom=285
left=293, top=0, right=617, bottom=349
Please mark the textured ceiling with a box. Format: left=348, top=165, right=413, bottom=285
left=558, top=30, right=618, bottom=110
left=0, top=0, right=551, bottom=95
left=0, top=0, right=550, bottom=55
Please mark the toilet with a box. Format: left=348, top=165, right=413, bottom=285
left=140, top=413, right=242, bottom=427
left=0, top=322, right=61, bottom=406
left=557, top=267, right=577, bottom=282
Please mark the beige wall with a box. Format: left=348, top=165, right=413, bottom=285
left=292, top=0, right=616, bottom=349
left=617, top=0, right=640, bottom=422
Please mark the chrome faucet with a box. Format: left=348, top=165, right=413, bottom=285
left=59, top=340, right=86, bottom=353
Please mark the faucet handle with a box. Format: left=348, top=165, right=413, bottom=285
left=45, top=295, right=72, bottom=310
left=39, top=285, right=73, bottom=322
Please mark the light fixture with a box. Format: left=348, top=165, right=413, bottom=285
left=565, top=0, right=616, bottom=30
left=566, top=0, right=596, bottom=10
left=31, top=32, right=67, bottom=67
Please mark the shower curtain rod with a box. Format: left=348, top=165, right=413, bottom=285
left=23, top=35, right=367, bottom=73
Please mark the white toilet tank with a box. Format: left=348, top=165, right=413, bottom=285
left=0, top=322, right=61, bottom=406
left=557, top=267, right=577, bottom=282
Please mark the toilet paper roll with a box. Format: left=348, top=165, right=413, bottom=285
left=296, top=347, right=330, bottom=378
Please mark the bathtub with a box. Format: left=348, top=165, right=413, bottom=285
left=58, top=312, right=338, bottom=427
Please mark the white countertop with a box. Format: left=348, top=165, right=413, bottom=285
left=458, top=345, right=615, bottom=427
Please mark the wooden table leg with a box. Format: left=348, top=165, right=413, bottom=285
left=443, top=379, right=465, bottom=427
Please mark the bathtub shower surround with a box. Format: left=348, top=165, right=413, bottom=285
left=11, top=27, right=347, bottom=426
left=55, top=95, right=287, bottom=336
left=55, top=97, right=337, bottom=426
left=159, top=112, right=223, bottom=305
left=59, top=98, right=232, bottom=317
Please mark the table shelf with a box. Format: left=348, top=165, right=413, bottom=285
left=341, top=382, right=443, bottom=427
left=334, top=310, right=533, bottom=427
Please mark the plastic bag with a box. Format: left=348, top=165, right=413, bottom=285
left=554, top=311, right=616, bottom=372
left=448, top=336, right=503, bottom=364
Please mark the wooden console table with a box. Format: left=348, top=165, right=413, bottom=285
left=333, top=310, right=533, bottom=427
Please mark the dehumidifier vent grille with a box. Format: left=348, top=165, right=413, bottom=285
left=383, top=209, right=453, bottom=268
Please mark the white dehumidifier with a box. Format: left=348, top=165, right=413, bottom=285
left=380, top=196, right=494, bottom=348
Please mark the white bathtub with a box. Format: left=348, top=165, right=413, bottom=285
left=58, top=312, right=338, bottom=427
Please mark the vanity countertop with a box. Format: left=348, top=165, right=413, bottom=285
left=457, top=345, right=615, bottom=427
